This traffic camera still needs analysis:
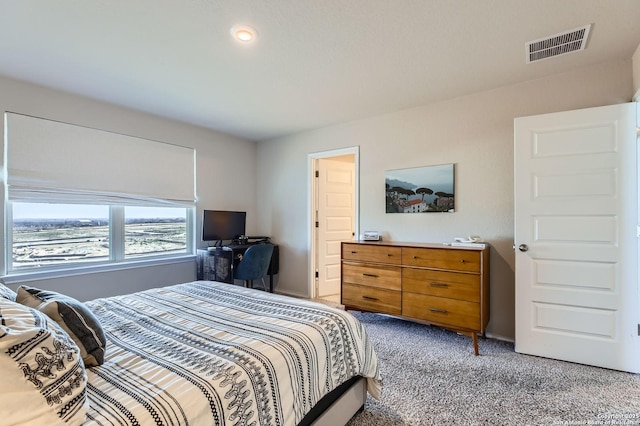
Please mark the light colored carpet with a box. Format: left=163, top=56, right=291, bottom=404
left=346, top=312, right=640, bottom=426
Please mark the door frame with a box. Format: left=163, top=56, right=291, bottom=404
left=308, top=146, right=359, bottom=299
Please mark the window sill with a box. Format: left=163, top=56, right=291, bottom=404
left=1, top=254, right=196, bottom=285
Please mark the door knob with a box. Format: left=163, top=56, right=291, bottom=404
left=518, top=244, right=529, bottom=252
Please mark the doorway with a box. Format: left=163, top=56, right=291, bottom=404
left=309, top=147, right=359, bottom=303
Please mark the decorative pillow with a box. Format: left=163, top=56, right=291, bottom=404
left=0, top=298, right=88, bottom=425
left=0, top=281, right=17, bottom=301
left=17, top=286, right=107, bottom=367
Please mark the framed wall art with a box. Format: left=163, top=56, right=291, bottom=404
left=385, top=163, right=455, bottom=213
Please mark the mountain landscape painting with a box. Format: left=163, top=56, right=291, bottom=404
left=385, top=164, right=455, bottom=213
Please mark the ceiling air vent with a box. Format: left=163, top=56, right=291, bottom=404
left=526, top=24, right=591, bottom=63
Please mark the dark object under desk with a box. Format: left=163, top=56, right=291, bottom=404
left=196, top=244, right=279, bottom=292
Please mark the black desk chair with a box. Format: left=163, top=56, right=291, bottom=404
left=234, top=244, right=274, bottom=291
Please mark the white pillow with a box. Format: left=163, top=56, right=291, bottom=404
left=0, top=298, right=88, bottom=426
left=0, top=281, right=17, bottom=301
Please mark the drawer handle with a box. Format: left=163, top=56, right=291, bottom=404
left=413, top=256, right=418, bottom=259
left=362, top=295, right=379, bottom=301
left=351, top=251, right=357, bottom=254
left=460, top=259, right=465, bottom=263
left=429, top=308, right=448, bottom=314
left=363, top=273, right=379, bottom=278
left=429, top=282, right=449, bottom=288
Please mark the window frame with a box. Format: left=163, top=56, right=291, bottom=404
left=4, top=201, right=195, bottom=276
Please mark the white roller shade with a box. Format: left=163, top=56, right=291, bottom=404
left=5, top=113, right=196, bottom=205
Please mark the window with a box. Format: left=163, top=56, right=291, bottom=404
left=124, top=206, right=187, bottom=258
left=9, top=202, right=191, bottom=271
left=12, top=203, right=109, bottom=269
left=4, top=113, right=197, bottom=275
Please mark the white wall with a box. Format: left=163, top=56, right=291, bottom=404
left=256, top=59, right=635, bottom=340
left=0, top=75, right=257, bottom=301
left=633, top=42, right=640, bottom=99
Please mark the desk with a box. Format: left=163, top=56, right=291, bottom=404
left=196, top=244, right=279, bottom=292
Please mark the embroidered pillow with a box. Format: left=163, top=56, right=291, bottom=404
left=17, top=286, right=107, bottom=366
left=0, top=281, right=17, bottom=301
left=0, top=298, right=88, bottom=425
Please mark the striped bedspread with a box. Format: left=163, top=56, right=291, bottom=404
left=83, top=281, right=380, bottom=426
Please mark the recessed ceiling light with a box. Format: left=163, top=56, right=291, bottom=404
left=230, top=24, right=258, bottom=43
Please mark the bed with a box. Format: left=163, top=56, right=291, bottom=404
left=0, top=280, right=380, bottom=426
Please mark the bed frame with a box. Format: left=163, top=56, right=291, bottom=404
left=299, top=376, right=366, bottom=426
left=312, top=377, right=366, bottom=425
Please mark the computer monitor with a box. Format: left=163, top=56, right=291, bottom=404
left=202, top=210, right=246, bottom=245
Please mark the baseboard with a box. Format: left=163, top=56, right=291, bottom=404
left=275, top=289, right=310, bottom=299
left=485, top=332, right=514, bottom=343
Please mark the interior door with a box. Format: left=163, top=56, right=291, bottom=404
left=514, top=102, right=639, bottom=373
left=317, top=157, right=355, bottom=297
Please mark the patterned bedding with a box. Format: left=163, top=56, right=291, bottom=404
left=82, top=281, right=380, bottom=426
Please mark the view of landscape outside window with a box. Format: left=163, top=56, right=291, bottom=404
left=12, top=203, right=188, bottom=269
left=124, top=206, right=187, bottom=258
left=12, top=203, right=109, bottom=269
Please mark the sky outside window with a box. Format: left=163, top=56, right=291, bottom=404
left=125, top=206, right=186, bottom=219
left=13, top=203, right=107, bottom=219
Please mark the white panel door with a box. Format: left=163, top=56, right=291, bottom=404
left=514, top=102, right=639, bottom=373
left=317, top=158, right=355, bottom=297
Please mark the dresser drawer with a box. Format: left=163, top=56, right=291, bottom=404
left=402, top=293, right=480, bottom=330
left=402, top=247, right=481, bottom=273
left=402, top=268, right=480, bottom=302
left=342, top=243, right=402, bottom=265
left=342, top=283, right=401, bottom=315
left=342, top=262, right=401, bottom=290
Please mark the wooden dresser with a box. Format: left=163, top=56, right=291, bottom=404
left=341, top=241, right=489, bottom=355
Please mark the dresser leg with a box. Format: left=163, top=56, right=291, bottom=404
left=472, top=333, right=479, bottom=356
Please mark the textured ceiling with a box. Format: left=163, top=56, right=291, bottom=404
left=1, top=0, right=640, bottom=141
